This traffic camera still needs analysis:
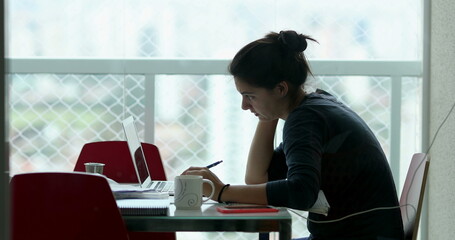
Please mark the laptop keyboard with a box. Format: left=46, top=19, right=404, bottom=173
left=152, top=181, right=174, bottom=192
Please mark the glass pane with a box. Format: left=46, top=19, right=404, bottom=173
left=8, top=73, right=146, bottom=173
left=8, top=71, right=422, bottom=239
left=7, top=0, right=423, bottom=239
left=8, top=0, right=421, bottom=60
left=399, top=77, right=423, bottom=190
left=154, top=75, right=257, bottom=183
left=310, top=76, right=392, bottom=156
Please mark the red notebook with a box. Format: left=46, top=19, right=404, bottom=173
left=216, top=204, right=279, bottom=214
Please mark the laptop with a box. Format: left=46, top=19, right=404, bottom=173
left=122, top=116, right=174, bottom=195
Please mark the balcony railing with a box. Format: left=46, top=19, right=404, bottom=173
left=6, top=58, right=422, bottom=239
left=7, top=58, right=422, bottom=187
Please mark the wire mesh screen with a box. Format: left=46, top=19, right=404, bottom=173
left=154, top=75, right=256, bottom=184
left=312, top=76, right=391, bottom=154
left=9, top=72, right=421, bottom=239
left=9, top=73, right=145, bottom=171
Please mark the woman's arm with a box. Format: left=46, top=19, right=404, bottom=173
left=245, top=119, right=279, bottom=184
left=182, top=167, right=268, bottom=204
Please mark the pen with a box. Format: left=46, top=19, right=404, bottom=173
left=206, top=160, right=223, bottom=169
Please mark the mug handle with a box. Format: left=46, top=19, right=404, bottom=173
left=202, top=179, right=215, bottom=202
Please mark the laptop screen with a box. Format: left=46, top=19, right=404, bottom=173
left=133, top=144, right=148, bottom=183
left=122, top=116, right=152, bottom=187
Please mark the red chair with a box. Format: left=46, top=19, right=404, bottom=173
left=74, top=141, right=167, bottom=183
left=11, top=172, right=129, bottom=240
left=73, top=141, right=175, bottom=240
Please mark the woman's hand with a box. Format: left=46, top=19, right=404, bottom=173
left=181, top=167, right=224, bottom=200
left=181, top=167, right=269, bottom=205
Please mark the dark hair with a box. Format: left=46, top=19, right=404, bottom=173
left=228, top=30, right=317, bottom=90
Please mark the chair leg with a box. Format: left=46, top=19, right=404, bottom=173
left=259, top=232, right=270, bottom=240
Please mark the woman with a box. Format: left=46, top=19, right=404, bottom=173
left=183, top=30, right=404, bottom=239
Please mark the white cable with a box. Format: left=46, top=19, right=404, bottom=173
left=289, top=204, right=416, bottom=224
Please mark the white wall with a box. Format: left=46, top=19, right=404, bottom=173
left=428, top=0, right=455, bottom=238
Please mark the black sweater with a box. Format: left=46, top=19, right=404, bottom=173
left=266, top=89, right=404, bottom=240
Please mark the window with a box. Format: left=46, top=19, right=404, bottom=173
left=7, top=1, right=422, bottom=239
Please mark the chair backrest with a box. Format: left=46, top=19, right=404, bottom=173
left=10, top=172, right=129, bottom=240
left=400, top=153, right=430, bottom=240
left=74, top=141, right=176, bottom=240
left=73, top=141, right=167, bottom=183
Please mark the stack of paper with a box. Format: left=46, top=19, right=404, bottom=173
left=307, top=190, right=330, bottom=216
left=116, top=198, right=170, bottom=216
left=109, top=182, right=169, bottom=199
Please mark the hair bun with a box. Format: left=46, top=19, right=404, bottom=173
left=278, top=30, right=308, bottom=52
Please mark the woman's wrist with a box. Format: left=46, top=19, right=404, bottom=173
left=217, top=184, right=230, bottom=203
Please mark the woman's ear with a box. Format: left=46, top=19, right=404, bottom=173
left=275, top=81, right=289, bottom=97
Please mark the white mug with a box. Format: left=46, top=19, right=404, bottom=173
left=174, top=175, right=215, bottom=210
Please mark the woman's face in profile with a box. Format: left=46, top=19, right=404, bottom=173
left=234, top=78, right=283, bottom=121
